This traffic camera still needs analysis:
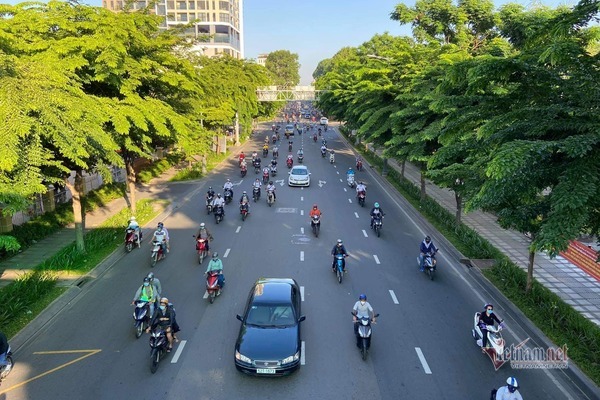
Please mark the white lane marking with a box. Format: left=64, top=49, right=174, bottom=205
left=415, top=347, right=432, bottom=374
left=300, top=210, right=304, bottom=216
left=373, top=255, right=380, bottom=264
left=344, top=188, right=347, bottom=192
left=301, top=341, right=306, bottom=365
left=339, top=179, right=343, bottom=182
left=171, top=340, right=187, bottom=363
left=389, top=290, right=399, bottom=304
left=362, top=230, right=368, bottom=238
left=301, top=196, right=304, bottom=201
left=300, top=227, right=304, bottom=234
left=224, top=248, right=231, bottom=258
left=235, top=226, right=241, bottom=233
left=301, top=187, right=304, bottom=190
left=348, top=198, right=352, bottom=203
left=203, top=291, right=208, bottom=299
left=300, top=286, right=304, bottom=301
left=336, top=171, right=339, bottom=174
left=300, top=251, right=304, bottom=261
left=354, top=212, right=359, bottom=218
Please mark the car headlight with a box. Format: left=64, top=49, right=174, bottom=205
left=281, top=352, right=299, bottom=365
left=235, top=350, right=252, bottom=364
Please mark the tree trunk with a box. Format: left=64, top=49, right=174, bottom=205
left=202, top=153, right=207, bottom=175
left=126, top=159, right=137, bottom=214
left=526, top=249, right=535, bottom=293
left=401, top=160, right=405, bottom=177
left=65, top=170, right=85, bottom=253
left=455, top=191, right=462, bottom=225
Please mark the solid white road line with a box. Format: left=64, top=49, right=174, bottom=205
left=301, top=227, right=304, bottom=234
left=224, top=248, right=231, bottom=258
left=301, top=341, right=306, bottom=365
left=235, top=226, right=241, bottom=233
left=203, top=291, right=208, bottom=299
left=373, top=255, right=380, bottom=264
left=348, top=198, right=352, bottom=203
left=415, top=347, right=432, bottom=374
left=300, top=286, right=305, bottom=301
left=354, top=212, right=359, bottom=218
left=171, top=340, right=187, bottom=363
left=300, top=251, right=304, bottom=261
left=389, top=290, right=399, bottom=304
left=362, top=230, right=368, bottom=238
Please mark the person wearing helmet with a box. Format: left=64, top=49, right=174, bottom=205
left=370, top=202, right=385, bottom=229
left=252, top=178, right=262, bottom=199
left=132, top=277, right=160, bottom=317
left=347, top=167, right=355, bottom=178
left=151, top=222, right=169, bottom=257
left=147, top=297, right=175, bottom=352
left=492, top=377, right=522, bottom=400
left=239, top=190, right=250, bottom=205
left=195, top=222, right=213, bottom=252
left=223, top=178, right=234, bottom=198
left=147, top=272, right=162, bottom=296
left=356, top=181, right=366, bottom=197
left=206, top=186, right=215, bottom=203
left=205, top=252, right=225, bottom=291
left=352, top=294, right=376, bottom=345
left=266, top=180, right=276, bottom=200
left=309, top=204, right=322, bottom=218
left=478, top=303, right=505, bottom=349
left=238, top=151, right=245, bottom=166
left=212, top=193, right=226, bottom=208
left=272, top=145, right=279, bottom=158
left=331, top=239, right=348, bottom=271
left=126, top=216, right=142, bottom=244
left=419, top=235, right=438, bottom=271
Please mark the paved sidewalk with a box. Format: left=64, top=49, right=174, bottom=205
left=384, top=157, right=600, bottom=327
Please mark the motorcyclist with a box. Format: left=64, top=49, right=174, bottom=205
left=253, top=156, right=261, bottom=170
left=147, top=297, right=175, bottom=352
left=331, top=239, right=348, bottom=272
left=272, top=146, right=279, bottom=158
left=419, top=235, right=438, bottom=271
left=266, top=181, right=277, bottom=200
left=126, top=216, right=142, bottom=244
left=297, top=148, right=304, bottom=158
left=238, top=151, right=245, bottom=165
left=223, top=178, right=234, bottom=198
left=478, top=303, right=504, bottom=348
left=150, top=223, right=169, bottom=256
left=270, top=157, right=278, bottom=168
left=206, top=252, right=225, bottom=290
left=272, top=133, right=277, bottom=142
left=320, top=144, right=327, bottom=156
left=195, top=222, right=213, bottom=252
left=167, top=299, right=181, bottom=342
left=492, top=377, right=523, bottom=400
left=288, top=140, right=293, bottom=151
left=347, top=167, right=355, bottom=182
left=206, top=187, right=215, bottom=207
left=252, top=178, right=262, bottom=198
left=132, top=277, right=160, bottom=317
left=262, top=143, right=269, bottom=155
left=147, top=272, right=162, bottom=296
left=0, top=330, right=9, bottom=369
left=239, top=191, right=250, bottom=204
left=212, top=194, right=226, bottom=215
left=352, top=294, right=376, bottom=345
left=251, top=151, right=258, bottom=161
left=309, top=204, right=322, bottom=218
left=356, top=181, right=366, bottom=196
left=370, top=203, right=385, bottom=228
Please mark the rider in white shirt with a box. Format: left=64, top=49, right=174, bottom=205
left=212, top=194, right=226, bottom=214
left=356, top=181, right=366, bottom=194
left=223, top=178, right=234, bottom=197
left=151, top=224, right=168, bottom=256
left=127, top=216, right=141, bottom=243
left=493, top=377, right=523, bottom=400
left=252, top=178, right=262, bottom=198
left=297, top=148, right=304, bottom=157
left=266, top=181, right=277, bottom=200
left=262, top=166, right=270, bottom=177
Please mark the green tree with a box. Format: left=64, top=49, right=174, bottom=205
left=265, top=50, right=300, bottom=87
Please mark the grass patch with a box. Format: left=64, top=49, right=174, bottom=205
left=342, top=129, right=600, bottom=386
left=170, top=151, right=230, bottom=182
left=137, top=153, right=184, bottom=183
left=83, top=182, right=127, bottom=213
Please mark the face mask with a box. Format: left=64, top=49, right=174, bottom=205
left=360, top=301, right=366, bottom=305
left=159, top=305, right=166, bottom=311
left=487, top=309, right=493, bottom=314
left=143, top=283, right=149, bottom=287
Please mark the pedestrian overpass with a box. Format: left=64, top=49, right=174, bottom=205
left=256, top=86, right=324, bottom=102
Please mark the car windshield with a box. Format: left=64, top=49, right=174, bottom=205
left=246, top=304, right=296, bottom=327
left=291, top=168, right=308, bottom=175
left=286, top=125, right=294, bottom=129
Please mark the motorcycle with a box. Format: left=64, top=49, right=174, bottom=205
left=125, top=228, right=140, bottom=253
left=214, top=206, right=224, bottom=224
left=272, top=136, right=277, bottom=144
left=0, top=346, right=13, bottom=385
left=150, top=240, right=165, bottom=267
left=240, top=164, right=247, bottom=177
left=224, top=189, right=233, bottom=205
left=240, top=201, right=249, bottom=221
left=313, top=134, right=317, bottom=142
left=206, top=270, right=222, bottom=304
left=206, top=195, right=214, bottom=214
left=288, top=143, right=293, bottom=152
left=347, top=174, right=355, bottom=188
left=321, top=148, right=327, bottom=158
left=333, top=254, right=347, bottom=284
left=263, top=148, right=268, bottom=157
left=267, top=190, right=275, bottom=207
left=196, top=237, right=208, bottom=264
left=298, top=154, right=304, bottom=164
left=418, top=251, right=437, bottom=280
left=252, top=187, right=260, bottom=202
left=270, top=165, right=277, bottom=177
left=133, top=300, right=150, bottom=338
left=273, top=149, right=279, bottom=158
left=329, top=152, right=335, bottom=164
left=253, top=162, right=261, bottom=174
left=311, top=215, right=320, bottom=237
left=354, top=313, right=380, bottom=361
left=286, top=158, right=293, bottom=168
left=357, top=191, right=366, bottom=207
left=472, top=313, right=505, bottom=360
left=356, top=159, right=363, bottom=171
left=262, top=170, right=269, bottom=184
left=372, top=214, right=383, bottom=237
left=149, top=328, right=169, bottom=373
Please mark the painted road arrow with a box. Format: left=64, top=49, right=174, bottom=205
left=319, top=180, right=327, bottom=187
left=275, top=179, right=285, bottom=186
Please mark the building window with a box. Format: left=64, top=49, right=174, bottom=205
left=196, top=12, right=208, bottom=22
left=198, top=0, right=207, bottom=9
left=167, top=0, right=174, bottom=9
left=158, top=5, right=166, bottom=13
left=177, top=1, right=185, bottom=9
left=212, top=1, right=216, bottom=10
left=137, top=1, right=146, bottom=9
left=218, top=1, right=228, bottom=10
left=188, top=1, right=195, bottom=9
left=219, top=13, right=229, bottom=23
left=116, top=1, right=123, bottom=9
left=177, top=13, right=188, bottom=21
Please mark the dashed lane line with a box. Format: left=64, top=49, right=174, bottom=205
left=362, top=230, right=368, bottom=238
left=235, top=226, right=241, bottom=233
left=354, top=212, right=359, bottom=218
left=224, top=248, right=231, bottom=258
left=389, top=290, right=399, bottom=304
left=171, top=340, right=187, bottom=363
left=373, top=255, right=380, bottom=264
left=300, top=251, right=305, bottom=261
left=415, top=347, right=432, bottom=374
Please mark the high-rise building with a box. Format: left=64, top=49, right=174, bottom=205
left=103, top=0, right=244, bottom=59
left=256, top=53, right=268, bottom=67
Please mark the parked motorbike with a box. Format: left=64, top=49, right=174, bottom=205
left=252, top=187, right=260, bottom=202
left=0, top=346, right=13, bottom=385
left=150, top=240, right=165, bottom=267
left=240, top=164, right=247, bottom=177
left=195, top=237, right=208, bottom=264
left=133, top=300, right=150, bottom=339
left=125, top=228, right=140, bottom=253
left=418, top=251, right=437, bottom=280
left=353, top=313, right=380, bottom=361
left=357, top=191, right=366, bottom=207
left=149, top=328, right=169, bottom=373
left=240, top=201, right=249, bottom=221
left=329, top=152, right=335, bottom=164
left=333, top=254, right=347, bottom=284
left=311, top=215, right=321, bottom=237
left=347, top=174, right=355, bottom=188
left=372, top=214, right=383, bottom=237
left=472, top=313, right=505, bottom=360
left=356, top=159, right=363, bottom=171
left=214, top=206, right=224, bottom=224
left=206, top=270, right=222, bottom=304
left=206, top=195, right=214, bottom=214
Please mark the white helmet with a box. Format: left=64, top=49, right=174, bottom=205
left=200, top=223, right=205, bottom=228
left=129, top=216, right=136, bottom=221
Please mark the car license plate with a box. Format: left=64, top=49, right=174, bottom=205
left=256, top=368, right=276, bottom=374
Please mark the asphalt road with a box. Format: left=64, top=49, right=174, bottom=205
left=1, top=123, right=598, bottom=400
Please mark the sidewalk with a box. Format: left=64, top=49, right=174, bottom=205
left=383, top=157, right=600, bottom=327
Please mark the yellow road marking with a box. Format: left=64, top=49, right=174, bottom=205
left=0, top=349, right=101, bottom=395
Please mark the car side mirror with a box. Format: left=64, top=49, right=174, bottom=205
left=236, top=314, right=243, bottom=321
left=288, top=171, right=291, bottom=175
left=298, top=315, right=306, bottom=322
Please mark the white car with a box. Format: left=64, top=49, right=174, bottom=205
left=320, top=117, right=328, bottom=125
left=288, top=166, right=311, bottom=187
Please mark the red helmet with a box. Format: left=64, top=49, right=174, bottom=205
left=313, top=204, right=318, bottom=209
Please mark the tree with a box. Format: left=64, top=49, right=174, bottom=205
left=265, top=50, right=300, bottom=87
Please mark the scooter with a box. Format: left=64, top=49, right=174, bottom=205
left=206, top=196, right=214, bottom=214
left=357, top=191, right=366, bottom=207
left=286, top=158, right=293, bottom=168
left=206, top=270, right=222, bottom=304
left=270, top=165, right=277, bottom=177
left=0, top=346, right=13, bottom=385
left=150, top=240, right=165, bottom=267
left=224, top=189, right=233, bottom=205
left=372, top=214, right=383, bottom=237
left=240, top=201, right=249, bottom=221
left=133, top=300, right=149, bottom=339
left=298, top=154, right=304, bottom=164
left=252, top=187, right=261, bottom=202
left=417, top=251, right=437, bottom=280
left=311, top=215, right=320, bottom=237
left=263, top=148, right=268, bottom=157
left=356, top=159, right=363, bottom=171
left=253, top=162, right=261, bottom=174
left=125, top=228, right=140, bottom=253
left=149, top=328, right=169, bottom=373
left=267, top=190, right=276, bottom=207
left=214, top=206, right=224, bottom=224
left=347, top=174, right=355, bottom=188
left=472, top=313, right=505, bottom=360
left=353, top=313, right=380, bottom=361
left=333, top=254, right=347, bottom=284
left=240, top=164, right=247, bottom=177
left=262, top=170, right=269, bottom=184
left=313, top=134, right=317, bottom=142
left=195, top=237, right=208, bottom=264
left=329, top=152, right=335, bottom=164
left=321, top=148, right=327, bottom=158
